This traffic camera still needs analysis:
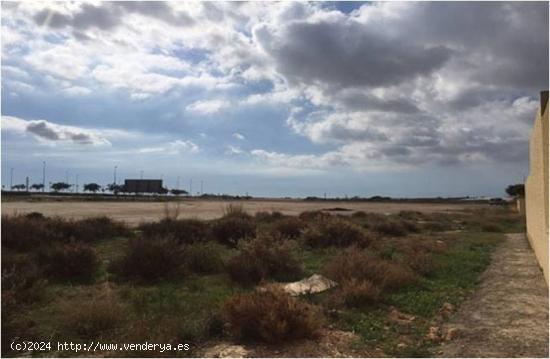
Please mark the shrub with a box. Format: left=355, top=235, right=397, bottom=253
left=255, top=211, right=285, bottom=223
left=109, top=236, right=184, bottom=282
left=397, top=210, right=426, bottom=220
left=481, top=223, right=504, bottom=233
left=374, top=221, right=408, bottom=237
left=1, top=215, right=130, bottom=251
left=403, top=250, right=437, bottom=276
left=298, top=210, right=331, bottom=222
left=62, top=294, right=126, bottom=338
left=2, top=253, right=47, bottom=305
left=224, top=288, right=322, bottom=343
left=139, top=219, right=209, bottom=244
left=70, top=216, right=131, bottom=242
left=269, top=217, right=305, bottom=239
left=323, top=248, right=416, bottom=291
left=210, top=214, right=256, bottom=247
left=227, top=236, right=303, bottom=286
left=184, top=242, right=225, bottom=274
left=37, top=242, right=100, bottom=283
left=303, top=217, right=370, bottom=248
left=338, top=279, right=381, bottom=307
left=351, top=211, right=368, bottom=218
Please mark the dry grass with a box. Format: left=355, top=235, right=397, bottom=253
left=337, top=279, right=381, bottom=308
left=224, top=287, right=323, bottom=343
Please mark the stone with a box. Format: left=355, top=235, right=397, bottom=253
left=425, top=326, right=441, bottom=342
left=282, top=274, right=338, bottom=296
left=203, top=343, right=248, bottom=358
left=444, top=328, right=459, bottom=341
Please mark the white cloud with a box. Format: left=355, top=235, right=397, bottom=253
left=186, top=99, right=230, bottom=115
left=232, top=132, right=245, bottom=140
left=138, top=140, right=199, bottom=155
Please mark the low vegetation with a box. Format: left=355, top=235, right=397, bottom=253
left=1, top=205, right=520, bottom=357
left=224, top=288, right=323, bottom=343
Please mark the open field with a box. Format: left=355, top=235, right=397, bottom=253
left=1, top=199, right=486, bottom=225
left=2, top=204, right=527, bottom=357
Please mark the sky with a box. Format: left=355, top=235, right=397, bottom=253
left=1, top=1, right=548, bottom=198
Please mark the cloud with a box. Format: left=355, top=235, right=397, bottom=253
left=186, top=99, right=230, bottom=115
left=138, top=140, right=199, bottom=155
left=2, top=116, right=110, bottom=145
left=225, top=145, right=243, bottom=155
left=254, top=13, right=452, bottom=89
left=232, top=132, right=245, bottom=140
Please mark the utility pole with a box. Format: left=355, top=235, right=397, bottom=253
left=42, top=161, right=46, bottom=192
left=65, top=170, right=69, bottom=184
left=189, top=179, right=193, bottom=197
left=25, top=176, right=29, bottom=192
left=114, top=165, right=118, bottom=185
left=200, top=180, right=203, bottom=195
left=76, top=174, right=79, bottom=193
left=140, top=170, right=143, bottom=179
left=177, top=176, right=180, bottom=190
left=10, top=167, right=14, bottom=189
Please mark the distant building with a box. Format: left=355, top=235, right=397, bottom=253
left=124, top=179, right=163, bottom=193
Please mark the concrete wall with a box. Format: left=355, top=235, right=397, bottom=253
left=525, top=91, right=549, bottom=285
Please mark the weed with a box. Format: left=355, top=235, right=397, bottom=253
left=139, top=219, right=209, bottom=244
left=303, top=217, right=371, bottom=248
left=227, top=235, right=303, bottom=286
left=184, top=242, right=225, bottom=274
left=269, top=217, right=305, bottom=239
left=37, top=241, right=100, bottom=283
left=224, top=288, right=322, bottom=343
left=109, top=236, right=184, bottom=282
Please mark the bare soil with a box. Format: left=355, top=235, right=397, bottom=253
left=1, top=199, right=482, bottom=226
left=436, top=233, right=549, bottom=358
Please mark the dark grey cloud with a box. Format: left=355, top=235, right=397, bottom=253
left=397, top=2, right=549, bottom=91
left=334, top=90, right=420, bottom=113
left=26, top=121, right=60, bottom=140
left=256, top=18, right=453, bottom=89
left=26, top=121, right=96, bottom=144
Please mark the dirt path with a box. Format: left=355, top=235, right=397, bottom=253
left=1, top=200, right=481, bottom=225
left=437, top=233, right=549, bottom=358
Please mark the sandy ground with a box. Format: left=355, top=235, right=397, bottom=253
left=1, top=199, right=481, bottom=225
left=437, top=233, right=549, bottom=358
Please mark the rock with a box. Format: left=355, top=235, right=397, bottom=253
left=397, top=343, right=408, bottom=349
left=444, top=328, right=459, bottom=341
left=442, top=302, right=455, bottom=312
left=425, top=326, right=441, bottom=342
left=203, top=343, right=248, bottom=358
left=388, top=306, right=416, bottom=324
left=282, top=274, right=338, bottom=296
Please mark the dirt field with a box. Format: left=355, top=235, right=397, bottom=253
left=1, top=199, right=483, bottom=225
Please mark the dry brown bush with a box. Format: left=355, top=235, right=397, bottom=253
left=37, top=241, right=100, bottom=283
left=109, top=236, right=184, bottom=282
left=224, top=288, right=322, bottom=343
left=227, top=235, right=303, bottom=286
left=211, top=206, right=256, bottom=246
left=61, top=292, right=126, bottom=338
left=269, top=217, right=306, bottom=239
left=138, top=218, right=209, bottom=244
left=184, top=242, right=225, bottom=274
left=337, top=279, right=381, bottom=307
left=303, top=217, right=371, bottom=247
left=323, top=247, right=416, bottom=291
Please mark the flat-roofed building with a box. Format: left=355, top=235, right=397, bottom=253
left=124, top=179, right=163, bottom=193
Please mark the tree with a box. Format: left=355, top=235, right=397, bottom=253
left=506, top=184, right=525, bottom=197
left=158, top=187, right=169, bottom=195
left=170, top=189, right=188, bottom=196
left=11, top=184, right=26, bottom=191
left=84, top=183, right=102, bottom=193
left=51, top=182, right=71, bottom=192
left=30, top=183, right=44, bottom=191
left=107, top=183, right=125, bottom=194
